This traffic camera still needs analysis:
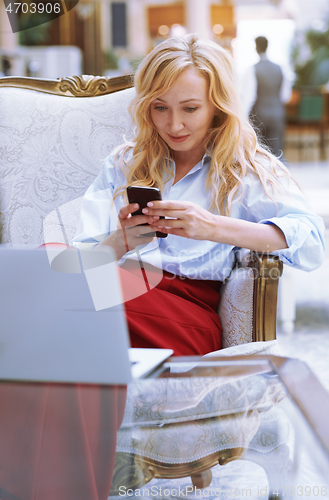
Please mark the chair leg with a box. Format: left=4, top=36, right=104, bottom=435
left=244, top=443, right=292, bottom=500
left=190, top=469, right=212, bottom=489
left=243, top=405, right=293, bottom=500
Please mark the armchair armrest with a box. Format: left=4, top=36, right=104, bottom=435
left=218, top=251, right=283, bottom=348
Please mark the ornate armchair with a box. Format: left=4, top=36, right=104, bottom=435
left=0, top=75, right=284, bottom=494
left=0, top=74, right=282, bottom=346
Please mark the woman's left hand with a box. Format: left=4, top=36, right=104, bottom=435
left=143, top=199, right=288, bottom=252
left=143, top=200, right=217, bottom=240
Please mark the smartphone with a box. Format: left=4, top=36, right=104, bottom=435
left=126, top=186, right=168, bottom=238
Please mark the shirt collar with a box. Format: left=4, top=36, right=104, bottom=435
left=166, top=151, right=211, bottom=167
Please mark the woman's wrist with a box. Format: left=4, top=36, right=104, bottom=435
left=210, top=215, right=288, bottom=253
left=99, top=231, right=126, bottom=260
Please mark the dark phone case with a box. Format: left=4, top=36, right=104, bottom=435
left=126, top=186, right=168, bottom=238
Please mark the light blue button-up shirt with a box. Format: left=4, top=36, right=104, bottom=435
left=73, top=151, right=326, bottom=281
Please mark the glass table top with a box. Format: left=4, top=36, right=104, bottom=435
left=111, top=355, right=329, bottom=500
left=0, top=354, right=328, bottom=500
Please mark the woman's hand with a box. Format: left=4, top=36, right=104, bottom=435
left=100, top=203, right=159, bottom=259
left=144, top=200, right=288, bottom=253
left=143, top=200, right=217, bottom=240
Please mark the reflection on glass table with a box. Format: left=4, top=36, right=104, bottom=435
left=0, top=382, right=127, bottom=500
left=110, top=355, right=329, bottom=500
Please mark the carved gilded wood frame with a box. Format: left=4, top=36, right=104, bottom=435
left=0, top=74, right=134, bottom=96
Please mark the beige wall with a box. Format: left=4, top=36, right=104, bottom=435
left=0, top=2, right=18, bottom=52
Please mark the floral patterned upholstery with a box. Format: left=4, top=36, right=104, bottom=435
left=219, top=267, right=254, bottom=347
left=116, top=369, right=284, bottom=463
left=0, top=86, right=135, bottom=246
left=117, top=412, right=260, bottom=465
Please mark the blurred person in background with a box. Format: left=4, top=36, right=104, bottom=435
left=241, top=36, right=292, bottom=159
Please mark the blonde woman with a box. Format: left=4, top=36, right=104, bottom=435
left=74, top=35, right=325, bottom=355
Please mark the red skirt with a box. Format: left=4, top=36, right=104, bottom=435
left=120, top=260, right=223, bottom=356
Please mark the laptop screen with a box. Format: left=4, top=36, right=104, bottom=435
left=0, top=247, right=132, bottom=384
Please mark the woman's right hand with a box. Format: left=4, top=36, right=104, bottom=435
left=99, top=203, right=159, bottom=259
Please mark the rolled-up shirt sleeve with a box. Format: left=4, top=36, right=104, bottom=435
left=260, top=214, right=325, bottom=270
left=236, top=172, right=326, bottom=271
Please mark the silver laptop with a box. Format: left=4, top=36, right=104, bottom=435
left=0, top=247, right=172, bottom=384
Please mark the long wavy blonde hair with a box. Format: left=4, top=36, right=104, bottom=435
left=114, top=34, right=290, bottom=215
